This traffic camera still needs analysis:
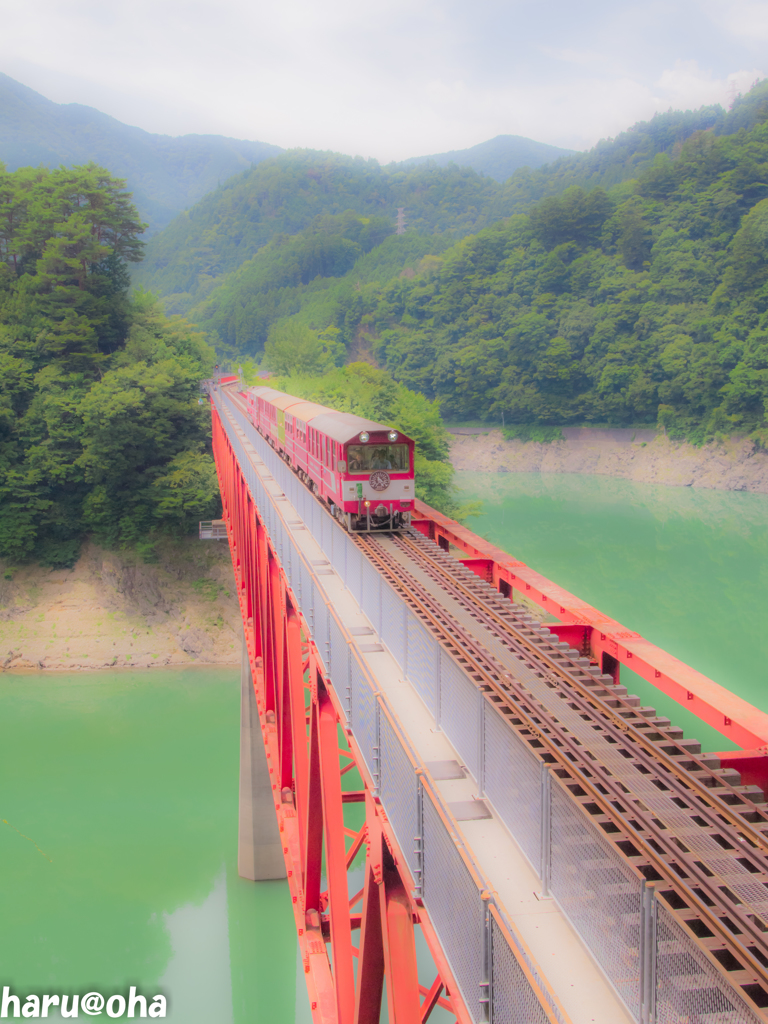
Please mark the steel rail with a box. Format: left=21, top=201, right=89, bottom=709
left=394, top=533, right=768, bottom=864
left=225, top=384, right=768, bottom=1008
left=386, top=533, right=768, bottom=964
left=394, top=533, right=768, bottom=852
left=210, top=391, right=474, bottom=1024
left=354, top=532, right=768, bottom=1012
left=395, top=531, right=768, bottom=846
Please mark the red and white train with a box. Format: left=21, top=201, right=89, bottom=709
left=244, top=385, right=416, bottom=532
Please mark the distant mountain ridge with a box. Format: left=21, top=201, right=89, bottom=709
left=0, top=73, right=282, bottom=232
left=395, top=134, right=574, bottom=181
left=0, top=73, right=576, bottom=232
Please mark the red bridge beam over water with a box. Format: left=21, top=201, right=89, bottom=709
left=210, top=391, right=580, bottom=1024
left=209, top=380, right=768, bottom=1024
left=412, top=508, right=768, bottom=783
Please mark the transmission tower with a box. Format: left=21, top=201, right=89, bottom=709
left=396, top=207, right=406, bottom=235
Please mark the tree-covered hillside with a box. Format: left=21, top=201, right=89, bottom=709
left=394, top=134, right=573, bottom=182
left=0, top=163, right=220, bottom=565
left=133, top=152, right=507, bottom=306
left=308, top=97, right=768, bottom=441
left=138, top=86, right=768, bottom=356
left=494, top=83, right=768, bottom=211
left=184, top=214, right=459, bottom=351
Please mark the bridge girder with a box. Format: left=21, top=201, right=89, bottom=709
left=212, top=408, right=468, bottom=1024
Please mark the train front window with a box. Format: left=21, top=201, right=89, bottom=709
left=347, top=444, right=409, bottom=474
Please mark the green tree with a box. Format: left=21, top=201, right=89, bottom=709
left=0, top=165, right=217, bottom=564
left=529, top=187, right=613, bottom=249
left=264, top=321, right=345, bottom=375
left=725, top=198, right=768, bottom=293
left=617, top=197, right=652, bottom=271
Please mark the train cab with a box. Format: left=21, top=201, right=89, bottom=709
left=314, top=413, right=415, bottom=531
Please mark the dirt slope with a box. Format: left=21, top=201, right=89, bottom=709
left=449, top=430, right=768, bottom=493
left=0, top=538, right=242, bottom=672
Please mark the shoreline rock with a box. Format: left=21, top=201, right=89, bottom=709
left=449, top=430, right=768, bottom=493
left=0, top=538, right=242, bottom=673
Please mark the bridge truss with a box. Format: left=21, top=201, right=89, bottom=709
left=212, top=404, right=533, bottom=1024
left=210, top=382, right=768, bottom=1024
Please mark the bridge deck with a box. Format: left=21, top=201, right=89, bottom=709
left=213, top=382, right=768, bottom=1024
left=362, top=530, right=768, bottom=1017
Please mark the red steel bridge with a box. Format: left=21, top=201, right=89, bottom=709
left=207, top=378, right=768, bottom=1024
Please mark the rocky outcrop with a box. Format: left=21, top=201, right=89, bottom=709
left=0, top=538, right=241, bottom=672
left=449, top=430, right=768, bottom=493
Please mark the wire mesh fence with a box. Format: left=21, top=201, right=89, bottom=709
left=213, top=388, right=760, bottom=1024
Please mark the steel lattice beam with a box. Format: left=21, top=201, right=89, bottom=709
left=211, top=407, right=466, bottom=1024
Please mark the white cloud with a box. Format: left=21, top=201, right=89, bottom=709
left=539, top=47, right=611, bottom=69
left=655, top=60, right=764, bottom=111
left=711, top=0, right=768, bottom=40
left=0, top=0, right=764, bottom=161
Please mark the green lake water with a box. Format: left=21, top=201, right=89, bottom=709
left=3, top=472, right=767, bottom=1020
left=458, top=471, right=768, bottom=751
left=0, top=668, right=311, bottom=1023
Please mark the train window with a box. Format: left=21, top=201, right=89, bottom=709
left=347, top=445, right=409, bottom=474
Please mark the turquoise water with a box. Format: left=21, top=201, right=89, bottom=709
left=458, top=471, right=768, bottom=751
left=4, top=474, right=767, bottom=1018
left=0, top=668, right=311, bottom=1023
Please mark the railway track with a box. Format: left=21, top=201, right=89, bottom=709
left=223, top=383, right=768, bottom=1013
left=357, top=529, right=768, bottom=1014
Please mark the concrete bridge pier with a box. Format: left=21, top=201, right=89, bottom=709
left=238, top=638, right=286, bottom=880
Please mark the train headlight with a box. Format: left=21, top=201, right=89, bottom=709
left=388, top=430, right=398, bottom=441
left=359, top=431, right=370, bottom=443
left=364, top=500, right=371, bottom=507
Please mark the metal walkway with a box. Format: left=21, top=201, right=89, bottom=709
left=209, top=382, right=768, bottom=1024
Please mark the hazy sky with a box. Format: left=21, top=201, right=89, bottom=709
left=0, top=0, right=764, bottom=160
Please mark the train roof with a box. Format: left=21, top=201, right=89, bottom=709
left=285, top=399, right=329, bottom=423
left=267, top=391, right=303, bottom=412
left=247, top=385, right=412, bottom=445
left=309, top=412, right=393, bottom=445
left=250, top=387, right=338, bottom=425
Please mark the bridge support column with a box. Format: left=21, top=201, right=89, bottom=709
left=238, top=637, right=286, bottom=881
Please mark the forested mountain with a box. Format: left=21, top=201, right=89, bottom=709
left=278, top=82, right=768, bottom=442
left=0, top=73, right=566, bottom=242
left=185, top=225, right=459, bottom=352
left=0, top=163, right=220, bottom=565
left=133, top=152, right=507, bottom=307
left=185, top=80, right=768, bottom=445
left=493, top=103, right=735, bottom=211
left=394, top=134, right=573, bottom=182
left=0, top=74, right=281, bottom=233
left=138, top=89, right=768, bottom=342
